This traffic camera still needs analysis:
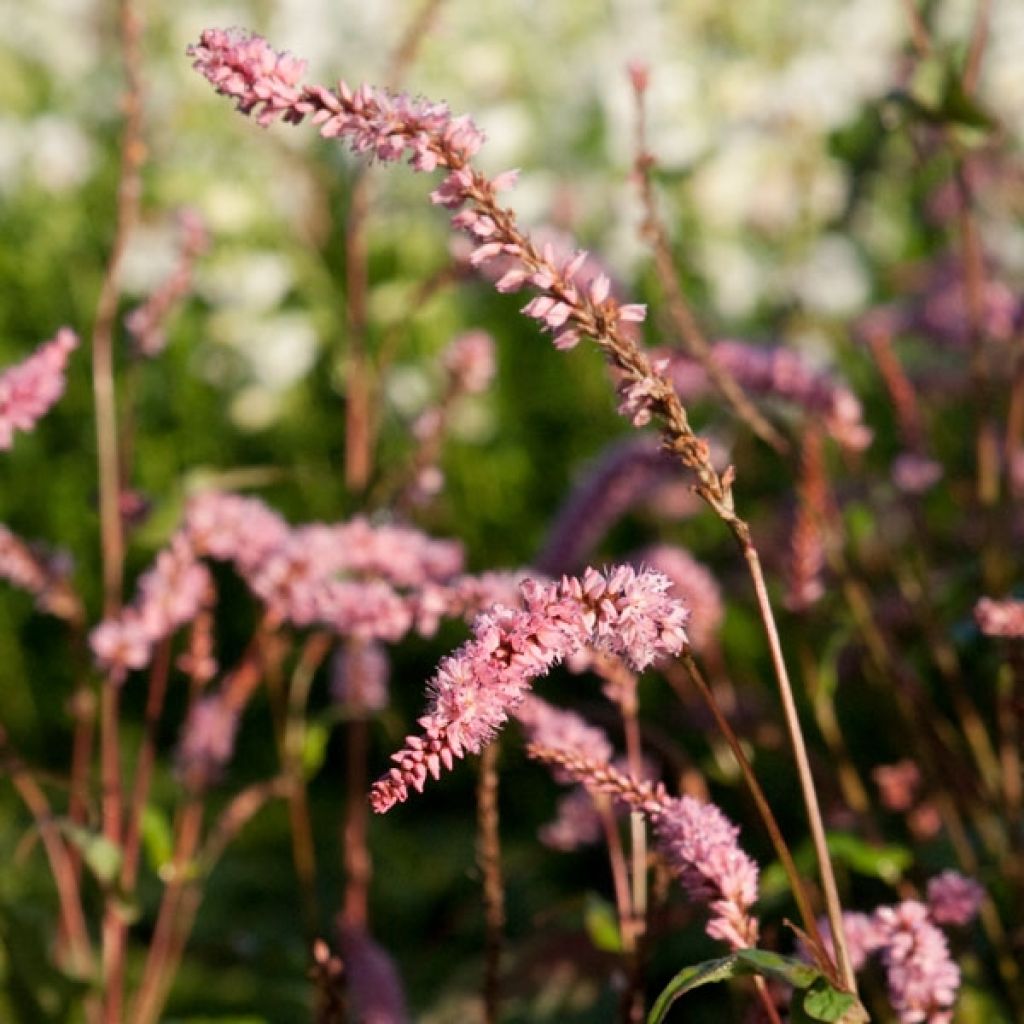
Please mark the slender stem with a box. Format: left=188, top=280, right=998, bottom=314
left=92, top=0, right=144, bottom=615
left=121, top=639, right=172, bottom=893
left=732, top=538, right=855, bottom=991
left=130, top=798, right=204, bottom=1024
left=0, top=731, right=94, bottom=977
left=754, top=975, right=784, bottom=1024
left=99, top=679, right=125, bottom=1024
left=342, top=714, right=372, bottom=929
left=597, top=796, right=634, bottom=955
left=282, top=632, right=333, bottom=935
left=671, top=655, right=830, bottom=974
left=476, top=742, right=505, bottom=1024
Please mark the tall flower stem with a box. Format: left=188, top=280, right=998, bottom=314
left=93, top=6, right=144, bottom=1013
left=130, top=797, right=204, bottom=1024
left=669, top=654, right=831, bottom=975
left=476, top=742, right=505, bottom=1024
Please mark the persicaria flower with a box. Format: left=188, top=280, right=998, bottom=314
left=926, top=871, right=984, bottom=927
left=442, top=330, right=496, bottom=394
left=525, top=745, right=759, bottom=950
left=0, top=328, right=78, bottom=450
left=370, top=566, right=688, bottom=813
left=974, top=596, right=1024, bottom=638
left=874, top=901, right=960, bottom=1024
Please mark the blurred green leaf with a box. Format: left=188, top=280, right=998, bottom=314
left=142, top=805, right=173, bottom=874
left=58, top=823, right=122, bottom=888
left=301, top=722, right=329, bottom=781
left=583, top=893, right=622, bottom=954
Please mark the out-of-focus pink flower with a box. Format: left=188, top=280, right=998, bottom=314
left=331, top=640, right=390, bottom=713
left=176, top=696, right=239, bottom=787
left=0, top=524, right=80, bottom=620
left=515, top=695, right=614, bottom=782
left=536, top=435, right=681, bottom=576
left=873, top=760, right=922, bottom=813
left=90, top=613, right=153, bottom=678
left=336, top=926, right=410, bottom=1024
left=125, top=208, right=209, bottom=358
left=975, top=596, right=1024, bottom=637
left=926, top=871, right=984, bottom=927
left=442, top=330, right=496, bottom=394
left=90, top=534, right=213, bottom=674
left=908, top=802, right=942, bottom=842
left=661, top=340, right=871, bottom=452
left=539, top=787, right=605, bottom=851
left=874, top=901, right=960, bottom=1024
left=0, top=328, right=78, bottom=450
left=370, top=566, right=688, bottom=813
left=891, top=453, right=943, bottom=495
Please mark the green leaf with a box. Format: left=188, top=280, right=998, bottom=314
left=647, top=955, right=738, bottom=1023
left=583, top=893, right=622, bottom=954
left=734, top=949, right=820, bottom=989
left=59, top=823, right=122, bottom=887
left=802, top=980, right=859, bottom=1022
left=647, top=948, right=869, bottom=1023
left=301, top=722, right=330, bottom=780
left=825, top=833, right=911, bottom=885
left=141, top=805, right=173, bottom=873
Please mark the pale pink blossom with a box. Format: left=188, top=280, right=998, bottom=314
left=662, top=341, right=871, bottom=452
left=331, top=640, right=390, bottom=713
left=974, top=596, right=1024, bottom=638
left=874, top=901, right=960, bottom=1024
left=125, top=208, right=209, bottom=357
left=370, top=567, right=688, bottom=813
left=525, top=746, right=759, bottom=950
left=442, top=330, right=496, bottom=394
left=0, top=328, right=78, bottom=450
left=514, top=695, right=614, bottom=782
left=926, top=871, right=984, bottom=927
left=89, top=613, right=153, bottom=678
left=539, top=787, right=605, bottom=851
left=176, top=696, right=240, bottom=787
left=873, top=760, right=922, bottom=813
left=90, top=535, right=213, bottom=673
left=0, top=524, right=80, bottom=620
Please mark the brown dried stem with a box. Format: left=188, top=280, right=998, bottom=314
left=476, top=741, right=505, bottom=1024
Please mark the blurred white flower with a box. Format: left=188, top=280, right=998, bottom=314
left=790, top=235, right=869, bottom=317
left=27, top=115, right=94, bottom=192
left=198, top=252, right=294, bottom=312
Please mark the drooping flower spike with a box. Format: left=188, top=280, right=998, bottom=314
left=526, top=742, right=759, bottom=951
left=189, top=29, right=731, bottom=509
left=0, top=328, right=78, bottom=450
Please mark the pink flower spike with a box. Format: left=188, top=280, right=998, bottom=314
left=0, top=328, right=79, bottom=450
left=370, top=566, right=688, bottom=812
left=926, top=871, right=984, bottom=927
